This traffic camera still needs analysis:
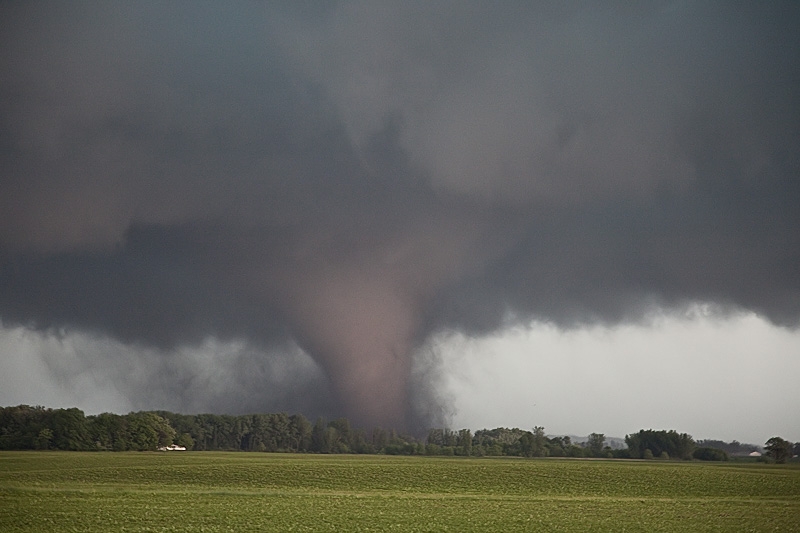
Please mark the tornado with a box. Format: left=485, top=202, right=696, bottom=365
left=266, top=217, right=493, bottom=430
left=284, top=269, right=417, bottom=429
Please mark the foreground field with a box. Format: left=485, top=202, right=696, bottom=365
left=1, top=452, right=799, bottom=532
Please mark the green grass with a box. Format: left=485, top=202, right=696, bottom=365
left=2, top=452, right=799, bottom=532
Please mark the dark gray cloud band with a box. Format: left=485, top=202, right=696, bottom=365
left=1, top=1, right=798, bottom=429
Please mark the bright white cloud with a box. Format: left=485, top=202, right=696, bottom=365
left=437, top=311, right=800, bottom=445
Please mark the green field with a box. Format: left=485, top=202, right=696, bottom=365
left=1, top=452, right=799, bottom=532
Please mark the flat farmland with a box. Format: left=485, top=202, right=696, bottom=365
left=1, top=452, right=799, bottom=532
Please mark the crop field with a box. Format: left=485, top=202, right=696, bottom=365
left=1, top=452, right=799, bottom=532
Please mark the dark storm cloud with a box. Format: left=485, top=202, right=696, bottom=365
left=1, top=1, right=798, bottom=429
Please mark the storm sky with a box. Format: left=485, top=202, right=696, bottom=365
left=1, top=2, right=798, bottom=439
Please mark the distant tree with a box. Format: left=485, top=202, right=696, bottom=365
left=311, top=418, right=329, bottom=453
left=696, top=439, right=760, bottom=456
left=290, top=414, right=312, bottom=451
left=176, top=433, right=194, bottom=450
left=546, top=436, right=571, bottom=457
left=625, top=430, right=694, bottom=460
left=546, top=441, right=565, bottom=457
left=0, top=405, right=50, bottom=449
left=35, top=428, right=53, bottom=450
left=270, top=413, right=292, bottom=450
left=372, top=427, right=389, bottom=452
left=693, top=447, right=729, bottom=461
left=764, top=437, right=792, bottom=464
left=473, top=427, right=529, bottom=456
left=88, top=412, right=130, bottom=450
left=128, top=414, right=158, bottom=451
left=48, top=408, right=91, bottom=450
left=568, top=445, right=587, bottom=458
left=587, top=433, right=606, bottom=457
left=443, top=428, right=458, bottom=447
left=157, top=412, right=201, bottom=449
left=128, top=412, right=175, bottom=450
left=611, top=448, right=632, bottom=459
left=517, top=432, right=532, bottom=457
left=519, top=427, right=548, bottom=457
left=325, top=426, right=344, bottom=453
left=427, top=428, right=444, bottom=446
left=155, top=415, right=177, bottom=448
left=457, top=429, right=472, bottom=456
left=329, top=418, right=352, bottom=450
left=349, top=428, right=373, bottom=454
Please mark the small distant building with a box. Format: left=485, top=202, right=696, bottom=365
left=158, top=444, right=187, bottom=451
left=748, top=451, right=761, bottom=457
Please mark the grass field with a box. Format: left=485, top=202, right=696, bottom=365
left=1, top=452, right=799, bottom=532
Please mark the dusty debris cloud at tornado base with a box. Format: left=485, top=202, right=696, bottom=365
left=0, top=2, right=798, bottom=430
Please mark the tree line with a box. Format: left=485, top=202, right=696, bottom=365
left=0, top=405, right=415, bottom=454
left=1, top=405, right=794, bottom=462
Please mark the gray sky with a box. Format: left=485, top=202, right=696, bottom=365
left=1, top=1, right=798, bottom=440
